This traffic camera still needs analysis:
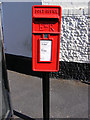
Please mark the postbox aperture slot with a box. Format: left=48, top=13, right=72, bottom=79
left=33, top=18, right=59, bottom=33
left=39, top=39, right=53, bottom=62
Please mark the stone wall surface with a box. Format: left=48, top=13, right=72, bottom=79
left=42, top=0, right=89, bottom=63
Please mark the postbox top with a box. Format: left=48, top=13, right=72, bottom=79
left=32, top=5, right=61, bottom=19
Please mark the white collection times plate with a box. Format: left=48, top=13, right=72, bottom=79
left=40, top=40, right=52, bottom=62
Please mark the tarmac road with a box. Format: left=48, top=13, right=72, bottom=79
left=7, top=70, right=88, bottom=119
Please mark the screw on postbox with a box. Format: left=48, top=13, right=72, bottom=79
left=32, top=5, right=62, bottom=72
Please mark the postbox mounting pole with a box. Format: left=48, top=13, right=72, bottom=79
left=42, top=72, right=50, bottom=120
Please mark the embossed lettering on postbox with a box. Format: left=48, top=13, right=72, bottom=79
left=33, top=6, right=61, bottom=18
left=35, top=8, right=58, bottom=14
left=39, top=24, right=55, bottom=32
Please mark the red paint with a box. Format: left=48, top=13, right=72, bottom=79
left=32, top=5, right=62, bottom=72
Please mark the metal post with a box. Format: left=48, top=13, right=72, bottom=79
left=42, top=72, right=50, bottom=120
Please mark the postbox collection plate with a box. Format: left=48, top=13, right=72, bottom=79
left=32, top=5, right=62, bottom=72
left=39, top=38, right=53, bottom=63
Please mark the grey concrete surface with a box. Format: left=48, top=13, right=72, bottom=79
left=7, top=70, right=88, bottom=119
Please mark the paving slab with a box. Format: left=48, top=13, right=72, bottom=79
left=7, top=70, right=88, bottom=119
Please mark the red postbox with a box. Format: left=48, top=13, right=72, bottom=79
left=32, top=5, right=62, bottom=72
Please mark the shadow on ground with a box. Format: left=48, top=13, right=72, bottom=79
left=5, top=54, right=90, bottom=82
left=5, top=54, right=43, bottom=78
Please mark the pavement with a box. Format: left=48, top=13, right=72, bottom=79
left=7, top=70, right=89, bottom=119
